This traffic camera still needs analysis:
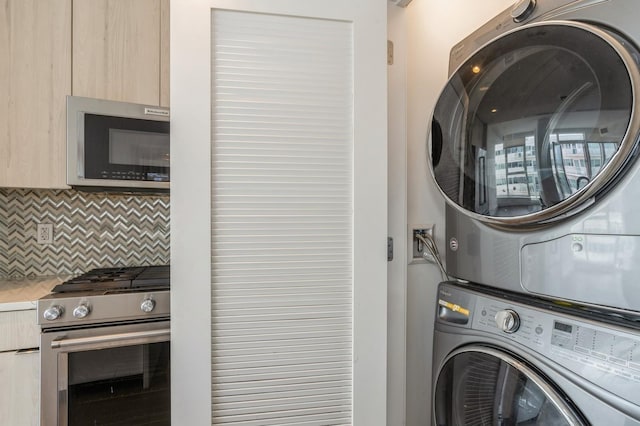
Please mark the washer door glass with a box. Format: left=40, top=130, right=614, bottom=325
left=434, top=347, right=585, bottom=426
left=430, top=22, right=640, bottom=226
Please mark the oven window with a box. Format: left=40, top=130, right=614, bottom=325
left=67, top=341, right=170, bottom=426
left=430, top=24, right=636, bottom=221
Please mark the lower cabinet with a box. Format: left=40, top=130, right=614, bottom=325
left=0, top=308, right=40, bottom=425
left=0, top=349, right=40, bottom=425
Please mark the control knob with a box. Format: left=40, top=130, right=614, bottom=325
left=73, top=303, right=91, bottom=319
left=43, top=305, right=64, bottom=321
left=140, top=298, right=156, bottom=313
left=495, top=309, right=520, bottom=333
left=511, top=0, right=536, bottom=23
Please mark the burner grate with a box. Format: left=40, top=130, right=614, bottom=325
left=52, top=266, right=169, bottom=293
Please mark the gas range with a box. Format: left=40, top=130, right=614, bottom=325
left=38, top=265, right=170, bottom=328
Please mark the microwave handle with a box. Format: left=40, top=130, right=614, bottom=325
left=51, top=328, right=170, bottom=349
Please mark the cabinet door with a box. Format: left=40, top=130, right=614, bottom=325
left=0, top=350, right=40, bottom=425
left=0, top=0, right=71, bottom=189
left=0, top=309, right=39, bottom=352
left=73, top=0, right=164, bottom=105
left=160, top=0, right=170, bottom=107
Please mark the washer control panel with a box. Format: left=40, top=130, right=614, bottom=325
left=437, top=283, right=640, bottom=407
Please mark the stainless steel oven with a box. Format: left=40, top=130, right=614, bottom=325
left=38, top=266, right=170, bottom=426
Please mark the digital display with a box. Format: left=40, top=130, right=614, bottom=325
left=554, top=321, right=573, bottom=333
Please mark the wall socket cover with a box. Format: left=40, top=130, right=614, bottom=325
left=37, top=223, right=54, bottom=244
left=408, top=224, right=435, bottom=264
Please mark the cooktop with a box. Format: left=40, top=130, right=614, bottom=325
left=51, top=265, right=170, bottom=293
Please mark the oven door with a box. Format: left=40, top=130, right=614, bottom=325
left=40, top=320, right=170, bottom=426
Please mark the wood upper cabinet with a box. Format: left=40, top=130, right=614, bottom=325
left=160, top=0, right=170, bottom=107
left=73, top=0, right=170, bottom=107
left=0, top=0, right=71, bottom=189
left=0, top=0, right=169, bottom=189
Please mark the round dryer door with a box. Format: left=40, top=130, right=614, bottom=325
left=434, top=346, right=586, bottom=426
left=430, top=21, right=640, bottom=227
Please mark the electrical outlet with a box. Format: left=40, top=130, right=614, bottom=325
left=408, top=224, right=435, bottom=264
left=37, top=223, right=54, bottom=245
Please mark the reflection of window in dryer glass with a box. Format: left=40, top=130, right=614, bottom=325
left=493, top=133, right=539, bottom=200
left=548, top=131, right=619, bottom=194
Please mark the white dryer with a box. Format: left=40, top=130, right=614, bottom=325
left=433, top=281, right=640, bottom=425
left=430, top=0, right=640, bottom=312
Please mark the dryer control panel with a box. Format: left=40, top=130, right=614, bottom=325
left=437, top=282, right=640, bottom=408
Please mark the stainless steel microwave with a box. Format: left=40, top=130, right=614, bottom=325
left=67, top=96, right=170, bottom=192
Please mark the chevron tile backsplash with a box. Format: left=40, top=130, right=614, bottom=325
left=0, top=189, right=169, bottom=279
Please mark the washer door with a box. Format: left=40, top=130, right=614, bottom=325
left=434, top=346, right=586, bottom=426
left=430, top=21, right=640, bottom=227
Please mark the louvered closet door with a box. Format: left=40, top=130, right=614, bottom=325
left=211, top=10, right=354, bottom=425
left=171, top=2, right=387, bottom=425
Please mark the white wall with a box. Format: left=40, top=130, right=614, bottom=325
left=404, top=1, right=514, bottom=424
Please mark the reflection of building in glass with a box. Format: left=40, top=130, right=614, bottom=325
left=494, top=134, right=539, bottom=200
left=549, top=131, right=618, bottom=197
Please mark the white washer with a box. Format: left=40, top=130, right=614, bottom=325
left=429, top=0, right=640, bottom=312
left=433, top=281, right=640, bottom=425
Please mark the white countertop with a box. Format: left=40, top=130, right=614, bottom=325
left=0, top=277, right=65, bottom=312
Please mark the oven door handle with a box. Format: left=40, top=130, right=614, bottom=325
left=51, top=328, right=170, bottom=349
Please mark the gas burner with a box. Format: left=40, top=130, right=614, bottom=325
left=51, top=265, right=169, bottom=293
left=65, top=267, right=144, bottom=283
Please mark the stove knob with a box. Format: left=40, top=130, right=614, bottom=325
left=495, top=309, right=520, bottom=333
left=141, top=298, right=156, bottom=313
left=43, top=305, right=64, bottom=321
left=73, top=303, right=91, bottom=319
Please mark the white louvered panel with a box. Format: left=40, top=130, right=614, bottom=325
left=211, top=9, right=353, bottom=425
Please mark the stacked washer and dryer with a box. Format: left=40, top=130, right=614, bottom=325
left=428, top=0, right=640, bottom=424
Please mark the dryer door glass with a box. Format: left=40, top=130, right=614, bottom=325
left=430, top=22, right=640, bottom=226
left=434, top=349, right=585, bottom=425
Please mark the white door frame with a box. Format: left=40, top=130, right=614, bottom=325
left=171, top=1, right=388, bottom=424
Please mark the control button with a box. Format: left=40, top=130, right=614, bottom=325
left=572, top=242, right=583, bottom=252
left=619, top=371, right=632, bottom=379
left=574, top=346, right=589, bottom=355
left=495, top=309, right=520, bottom=333
left=481, top=309, right=487, bottom=317
left=72, top=303, right=91, bottom=319
left=43, top=305, right=64, bottom=321
left=535, top=326, right=543, bottom=335
left=511, top=0, right=536, bottom=23
left=609, top=356, right=627, bottom=366
left=141, top=298, right=156, bottom=313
